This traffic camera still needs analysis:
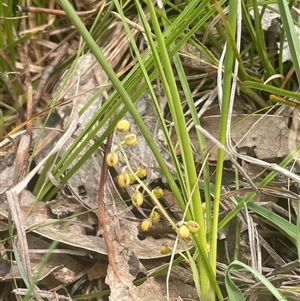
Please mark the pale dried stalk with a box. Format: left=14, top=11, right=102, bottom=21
left=5, top=110, right=79, bottom=297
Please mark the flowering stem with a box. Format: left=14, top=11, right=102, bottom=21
left=116, top=133, right=177, bottom=229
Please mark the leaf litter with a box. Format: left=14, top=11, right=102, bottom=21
left=0, top=51, right=196, bottom=300
left=1, top=3, right=300, bottom=301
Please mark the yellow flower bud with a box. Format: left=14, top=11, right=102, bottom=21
left=116, top=119, right=130, bottom=132
left=141, top=219, right=152, bottom=232
left=132, top=190, right=144, bottom=207
left=105, top=151, right=119, bottom=167
left=160, top=243, right=172, bottom=255
left=123, top=134, right=137, bottom=146
left=152, top=186, right=164, bottom=198
left=178, top=224, right=190, bottom=239
left=117, top=172, right=130, bottom=187
left=186, top=221, right=199, bottom=233
left=150, top=211, right=160, bottom=223
left=129, top=173, right=136, bottom=184
left=135, top=166, right=147, bottom=178
left=202, top=202, right=206, bottom=210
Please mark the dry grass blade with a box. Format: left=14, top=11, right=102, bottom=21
left=9, top=110, right=79, bottom=195
left=5, top=190, right=32, bottom=283
left=195, top=124, right=258, bottom=192
left=3, top=111, right=79, bottom=299
left=11, top=288, right=72, bottom=300
left=15, top=4, right=100, bottom=16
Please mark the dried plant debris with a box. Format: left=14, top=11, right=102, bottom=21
left=0, top=49, right=189, bottom=300
left=194, top=114, right=300, bottom=162
left=2, top=21, right=300, bottom=299
left=54, top=53, right=108, bottom=130
left=0, top=164, right=184, bottom=260
left=0, top=234, right=85, bottom=286
left=104, top=226, right=166, bottom=301
left=155, top=266, right=199, bottom=300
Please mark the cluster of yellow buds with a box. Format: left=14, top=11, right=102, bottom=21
left=116, top=120, right=137, bottom=146
left=106, top=151, right=119, bottom=167
left=116, top=119, right=130, bottom=133
left=105, top=119, right=142, bottom=188
left=135, top=166, right=147, bottom=179
left=106, top=120, right=149, bottom=189
left=150, top=210, right=160, bottom=223
left=138, top=190, right=163, bottom=231
left=117, top=168, right=148, bottom=188
left=123, top=134, right=137, bottom=146
left=129, top=166, right=147, bottom=184
left=141, top=218, right=152, bottom=231
left=107, top=119, right=167, bottom=243
left=176, top=220, right=200, bottom=239
left=186, top=221, right=200, bottom=233
left=106, top=119, right=135, bottom=168
left=140, top=208, right=161, bottom=232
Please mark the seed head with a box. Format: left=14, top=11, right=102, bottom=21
left=123, top=134, right=137, bottom=146
left=116, top=120, right=130, bottom=132
left=160, top=243, right=172, bottom=255
left=129, top=173, right=136, bottom=184
left=135, top=166, right=147, bottom=178
left=106, top=151, right=119, bottom=167
left=141, top=219, right=152, bottom=232
left=132, top=190, right=144, bottom=207
left=152, top=186, right=164, bottom=198
left=186, top=221, right=199, bottom=233
left=178, top=224, right=190, bottom=239
left=150, top=211, right=161, bottom=223
left=117, top=172, right=130, bottom=187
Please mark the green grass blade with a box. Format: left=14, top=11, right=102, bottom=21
left=217, top=142, right=300, bottom=238
left=210, top=0, right=238, bottom=284
left=277, top=0, right=300, bottom=84
left=242, top=81, right=300, bottom=100
left=247, top=202, right=297, bottom=242
left=143, top=1, right=210, bottom=297
left=251, top=0, right=276, bottom=78
left=226, top=260, right=288, bottom=301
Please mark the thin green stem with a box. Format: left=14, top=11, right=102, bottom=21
left=210, top=0, right=238, bottom=287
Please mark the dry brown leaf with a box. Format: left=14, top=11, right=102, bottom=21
left=87, top=261, right=108, bottom=281
left=192, top=114, right=300, bottom=161
left=104, top=238, right=165, bottom=301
